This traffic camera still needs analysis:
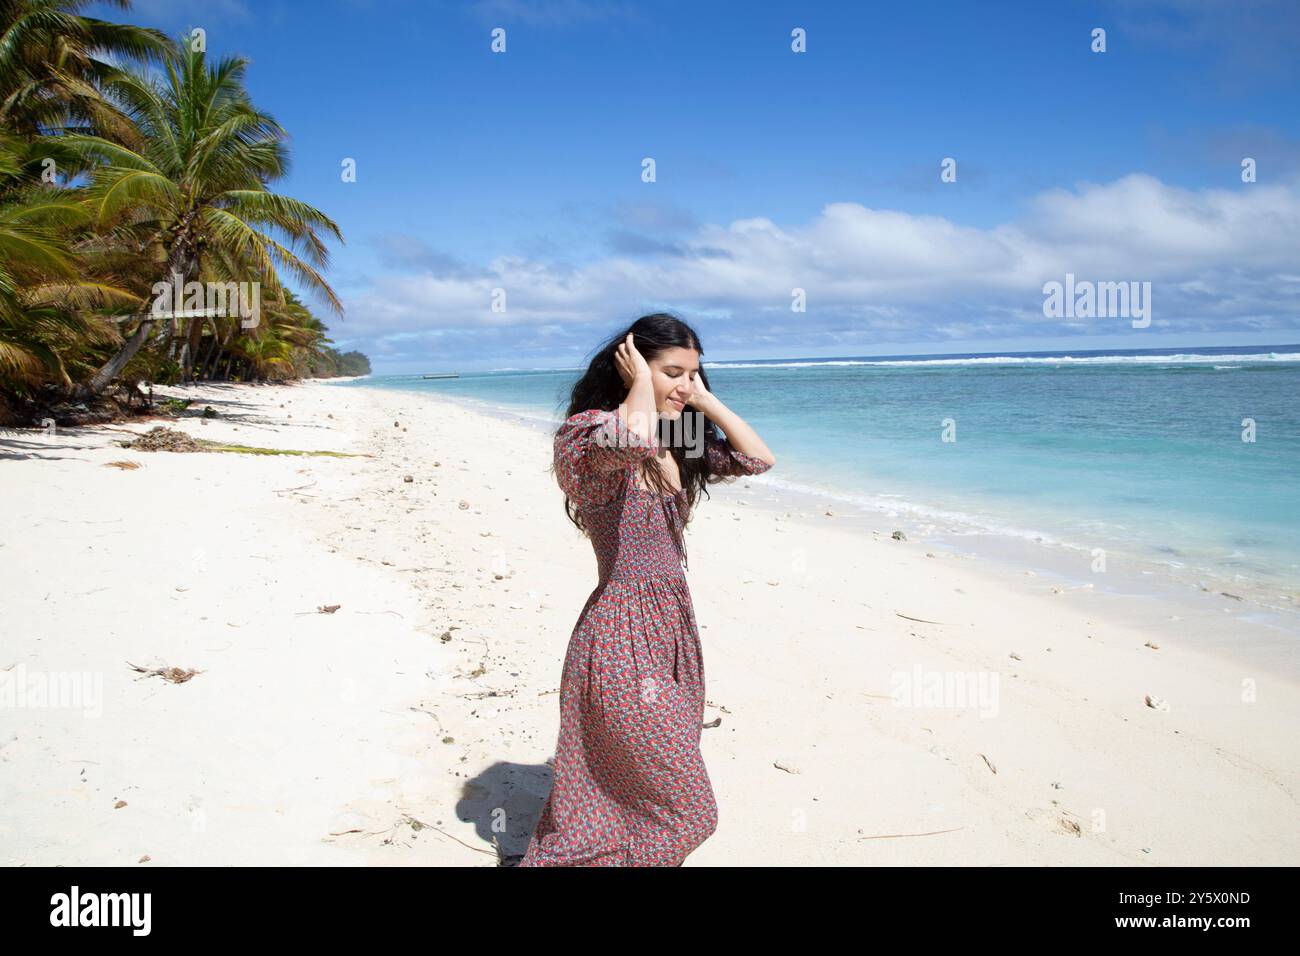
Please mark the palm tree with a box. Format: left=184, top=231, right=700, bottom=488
left=0, top=0, right=170, bottom=139
left=0, top=130, right=130, bottom=392
left=188, top=289, right=322, bottom=383
left=66, top=42, right=343, bottom=395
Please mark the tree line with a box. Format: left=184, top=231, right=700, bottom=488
left=1, top=0, right=369, bottom=424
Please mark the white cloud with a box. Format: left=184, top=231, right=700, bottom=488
left=339, top=173, right=1300, bottom=360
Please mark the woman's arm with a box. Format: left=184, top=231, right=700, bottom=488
left=688, top=380, right=776, bottom=468
left=615, top=332, right=658, bottom=445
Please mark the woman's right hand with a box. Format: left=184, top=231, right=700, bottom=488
left=614, top=332, right=652, bottom=390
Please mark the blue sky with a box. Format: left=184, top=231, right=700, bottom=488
left=94, top=0, right=1300, bottom=372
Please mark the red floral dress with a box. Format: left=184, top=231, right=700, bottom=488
left=518, top=407, right=772, bottom=866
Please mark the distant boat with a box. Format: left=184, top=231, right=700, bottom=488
left=421, top=373, right=459, bottom=379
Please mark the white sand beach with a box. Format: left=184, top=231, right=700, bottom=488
left=2, top=381, right=1298, bottom=866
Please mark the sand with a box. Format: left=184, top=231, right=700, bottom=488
left=1, top=380, right=1297, bottom=866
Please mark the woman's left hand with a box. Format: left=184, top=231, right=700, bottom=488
left=685, top=376, right=718, bottom=414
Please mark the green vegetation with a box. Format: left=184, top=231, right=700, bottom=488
left=0, top=1, right=368, bottom=425
left=203, top=443, right=363, bottom=457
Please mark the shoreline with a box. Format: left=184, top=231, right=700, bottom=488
left=3, top=380, right=1299, bottom=866
left=332, top=381, right=1300, bottom=683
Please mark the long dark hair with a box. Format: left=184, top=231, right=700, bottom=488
left=556, top=312, right=734, bottom=571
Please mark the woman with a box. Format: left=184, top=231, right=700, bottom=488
left=517, top=312, right=776, bottom=867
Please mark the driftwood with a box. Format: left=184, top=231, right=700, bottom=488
left=858, top=826, right=965, bottom=841
left=896, top=612, right=946, bottom=625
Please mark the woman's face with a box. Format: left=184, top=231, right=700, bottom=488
left=649, top=346, right=700, bottom=420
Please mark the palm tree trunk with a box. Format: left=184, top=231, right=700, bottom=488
left=205, top=323, right=233, bottom=380
left=83, top=318, right=156, bottom=397
left=84, top=230, right=198, bottom=397
left=182, top=318, right=203, bottom=381
left=192, top=330, right=211, bottom=381
left=198, top=330, right=220, bottom=381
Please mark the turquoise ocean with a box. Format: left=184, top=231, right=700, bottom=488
left=339, top=345, right=1300, bottom=622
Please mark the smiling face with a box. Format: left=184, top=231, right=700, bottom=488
left=648, top=346, right=700, bottom=419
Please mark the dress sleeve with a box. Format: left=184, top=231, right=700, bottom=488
left=553, top=407, right=659, bottom=505
left=706, top=435, right=773, bottom=478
